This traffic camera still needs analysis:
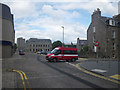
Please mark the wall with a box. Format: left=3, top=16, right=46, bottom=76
left=0, top=3, right=15, bottom=58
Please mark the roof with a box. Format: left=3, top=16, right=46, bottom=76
left=100, top=15, right=120, bottom=27
left=55, top=47, right=77, bottom=50
left=26, top=38, right=51, bottom=43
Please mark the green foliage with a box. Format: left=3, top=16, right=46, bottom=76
left=14, top=43, right=17, bottom=51
left=81, top=45, right=89, bottom=52
left=52, top=40, right=62, bottom=49
left=64, top=42, right=76, bottom=48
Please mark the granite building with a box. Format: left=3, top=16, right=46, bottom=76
left=77, top=38, right=87, bottom=53
left=87, top=8, right=120, bottom=59
left=26, top=38, right=52, bottom=52
left=0, top=3, right=15, bottom=58
left=17, top=37, right=25, bottom=51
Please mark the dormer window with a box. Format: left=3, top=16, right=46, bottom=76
left=109, top=19, right=115, bottom=26
left=109, top=20, right=112, bottom=25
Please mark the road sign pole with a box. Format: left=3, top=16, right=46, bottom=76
left=61, top=26, right=64, bottom=47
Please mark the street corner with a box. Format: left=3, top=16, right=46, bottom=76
left=75, top=60, right=120, bottom=85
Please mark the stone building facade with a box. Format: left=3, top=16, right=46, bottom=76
left=0, top=3, right=15, bottom=58
left=87, top=8, right=120, bottom=59
left=17, top=37, right=25, bottom=51
left=26, top=38, right=52, bottom=52
left=77, top=38, right=87, bottom=53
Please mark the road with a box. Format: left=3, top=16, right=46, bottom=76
left=2, top=53, right=119, bottom=89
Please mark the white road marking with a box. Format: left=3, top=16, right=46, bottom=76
left=65, top=62, right=76, bottom=67
left=91, top=69, right=107, bottom=73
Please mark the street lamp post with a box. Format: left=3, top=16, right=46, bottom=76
left=61, top=26, right=64, bottom=47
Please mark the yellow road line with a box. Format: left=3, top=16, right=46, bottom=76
left=19, top=70, right=31, bottom=90
left=12, top=70, right=26, bottom=90
left=76, top=63, right=120, bottom=84
left=110, top=74, right=120, bottom=80
left=19, top=70, right=28, bottom=80
left=12, top=70, right=31, bottom=90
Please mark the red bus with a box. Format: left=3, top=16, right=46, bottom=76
left=46, top=47, right=78, bottom=62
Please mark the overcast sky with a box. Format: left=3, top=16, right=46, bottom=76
left=1, top=0, right=119, bottom=44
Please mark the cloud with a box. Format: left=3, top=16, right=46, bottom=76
left=1, top=0, right=119, bottom=2
left=15, top=23, right=87, bottom=44
left=2, top=1, right=38, bottom=19
left=55, top=2, right=118, bottom=16
left=1, top=1, right=118, bottom=44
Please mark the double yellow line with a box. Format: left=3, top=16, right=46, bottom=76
left=76, top=63, right=120, bottom=84
left=11, top=69, right=31, bottom=90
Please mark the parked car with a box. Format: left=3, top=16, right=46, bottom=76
left=46, top=51, right=51, bottom=54
left=41, top=51, right=47, bottom=55
left=37, top=51, right=41, bottom=54
left=19, top=50, right=25, bottom=55
left=46, top=47, right=78, bottom=62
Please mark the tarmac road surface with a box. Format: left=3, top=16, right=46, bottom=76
left=2, top=53, right=119, bottom=89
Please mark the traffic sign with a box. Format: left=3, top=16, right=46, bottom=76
left=95, top=41, right=99, bottom=46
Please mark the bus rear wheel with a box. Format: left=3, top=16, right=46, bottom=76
left=71, top=58, right=76, bottom=62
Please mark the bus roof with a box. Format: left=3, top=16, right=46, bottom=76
left=55, top=47, right=77, bottom=50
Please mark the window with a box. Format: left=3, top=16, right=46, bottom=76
left=56, top=50, right=61, bottom=54
left=63, top=50, right=77, bottom=54
left=112, top=31, right=115, bottom=39
left=93, top=27, right=95, bottom=32
left=109, top=20, right=112, bottom=25
left=112, top=20, right=115, bottom=26
left=93, top=35, right=96, bottom=43
left=113, top=54, right=115, bottom=58
left=113, top=43, right=116, bottom=50
left=109, top=20, right=115, bottom=26
left=71, top=50, right=77, bottom=54
left=51, top=49, right=61, bottom=54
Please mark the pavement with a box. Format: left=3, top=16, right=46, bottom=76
left=78, top=58, right=120, bottom=83
left=2, top=54, right=18, bottom=88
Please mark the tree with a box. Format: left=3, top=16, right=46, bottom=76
left=14, top=43, right=17, bottom=52
left=81, top=45, right=89, bottom=52
left=52, top=40, right=62, bottom=49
